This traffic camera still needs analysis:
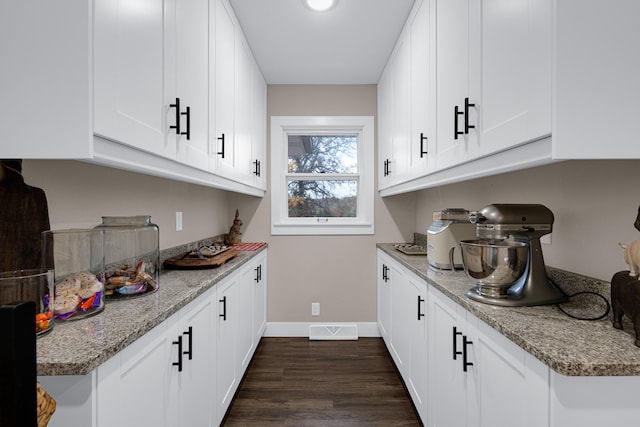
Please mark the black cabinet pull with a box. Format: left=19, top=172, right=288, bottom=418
left=181, top=106, right=191, bottom=140
left=217, top=134, right=225, bottom=158
left=420, top=133, right=428, bottom=158
left=463, top=335, right=474, bottom=372
left=172, top=335, right=183, bottom=372
left=383, top=159, right=391, bottom=176
left=452, top=326, right=463, bottom=360
left=382, top=264, right=389, bottom=282
left=464, top=97, right=475, bottom=134
left=454, top=105, right=464, bottom=140
left=183, top=326, right=193, bottom=360
left=417, top=296, right=425, bottom=320
left=170, top=97, right=181, bottom=135
left=219, top=296, right=227, bottom=321
left=253, top=159, right=261, bottom=176
left=255, top=265, right=261, bottom=282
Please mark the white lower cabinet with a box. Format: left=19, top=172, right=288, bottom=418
left=379, top=251, right=640, bottom=427
left=378, top=250, right=548, bottom=427
left=429, top=285, right=548, bottom=427
left=39, top=251, right=267, bottom=427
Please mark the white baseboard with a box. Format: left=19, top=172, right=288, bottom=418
left=265, top=322, right=380, bottom=338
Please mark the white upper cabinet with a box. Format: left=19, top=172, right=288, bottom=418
left=553, top=0, right=640, bottom=159
left=94, top=0, right=173, bottom=158
left=212, top=0, right=237, bottom=179
left=467, top=0, right=552, bottom=161
left=1, top=0, right=266, bottom=197
left=174, top=0, right=211, bottom=172
left=408, top=0, right=435, bottom=179
left=434, top=0, right=471, bottom=171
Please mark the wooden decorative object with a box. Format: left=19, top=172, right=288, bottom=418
left=611, top=270, right=640, bottom=347
left=225, top=209, right=243, bottom=246
left=163, top=249, right=239, bottom=269
left=0, top=160, right=51, bottom=272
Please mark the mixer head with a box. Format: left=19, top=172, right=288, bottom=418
left=470, top=204, right=554, bottom=241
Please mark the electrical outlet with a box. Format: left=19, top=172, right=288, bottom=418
left=311, top=302, right=320, bottom=316
left=175, top=211, right=183, bottom=231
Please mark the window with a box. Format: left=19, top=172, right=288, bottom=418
left=271, top=116, right=374, bottom=235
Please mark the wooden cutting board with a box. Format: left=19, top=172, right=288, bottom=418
left=163, top=249, right=239, bottom=269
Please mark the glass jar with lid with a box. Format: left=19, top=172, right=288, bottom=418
left=94, top=216, right=159, bottom=299
left=41, top=228, right=106, bottom=320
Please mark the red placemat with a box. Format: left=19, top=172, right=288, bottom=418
left=229, top=242, right=267, bottom=251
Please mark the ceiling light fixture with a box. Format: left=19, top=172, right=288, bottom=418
left=305, top=0, right=337, bottom=12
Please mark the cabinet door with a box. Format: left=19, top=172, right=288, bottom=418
left=252, top=252, right=267, bottom=344
left=465, top=313, right=549, bottom=427
left=388, top=260, right=412, bottom=379
left=174, top=291, right=215, bottom=427
left=553, top=0, right=640, bottom=159
left=408, top=0, right=435, bottom=179
left=434, top=0, right=471, bottom=172
left=212, top=0, right=237, bottom=178
left=215, top=276, right=238, bottom=424
left=376, top=251, right=391, bottom=340
left=407, top=275, right=428, bottom=422
left=251, top=63, right=268, bottom=190
left=467, top=0, right=552, bottom=160
left=237, top=259, right=256, bottom=376
left=97, top=318, right=175, bottom=427
left=378, top=67, right=394, bottom=190
left=428, top=286, right=467, bottom=427
left=174, top=0, right=210, bottom=171
left=234, top=34, right=256, bottom=185
left=94, top=0, right=173, bottom=158
left=390, top=33, right=411, bottom=185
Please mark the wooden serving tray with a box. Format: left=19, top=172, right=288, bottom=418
left=163, top=249, right=240, bottom=269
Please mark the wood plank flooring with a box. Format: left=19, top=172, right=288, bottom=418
left=222, top=337, right=422, bottom=426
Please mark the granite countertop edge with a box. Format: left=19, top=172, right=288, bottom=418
left=37, top=245, right=267, bottom=377
left=377, top=243, right=640, bottom=377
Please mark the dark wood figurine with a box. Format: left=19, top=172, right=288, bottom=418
left=611, top=271, right=640, bottom=347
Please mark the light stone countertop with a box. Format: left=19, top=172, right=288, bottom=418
left=378, top=243, right=640, bottom=377
left=36, top=247, right=266, bottom=376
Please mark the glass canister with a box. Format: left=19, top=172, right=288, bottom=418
left=0, top=268, right=54, bottom=336
left=41, top=229, right=105, bottom=320
left=94, top=216, right=159, bottom=299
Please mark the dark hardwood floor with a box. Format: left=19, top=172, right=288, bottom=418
left=222, top=337, right=421, bottom=426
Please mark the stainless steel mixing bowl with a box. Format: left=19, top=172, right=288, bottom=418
left=460, top=240, right=528, bottom=297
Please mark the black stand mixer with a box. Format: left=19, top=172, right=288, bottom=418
left=461, top=204, right=568, bottom=307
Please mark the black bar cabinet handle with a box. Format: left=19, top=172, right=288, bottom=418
left=170, top=97, right=181, bottom=135
left=420, top=133, right=428, bottom=157
left=217, top=134, right=225, bottom=158
left=254, top=159, right=260, bottom=176
left=172, top=335, right=183, bottom=372
left=464, top=97, right=475, bottom=134
left=417, top=296, right=425, bottom=320
left=183, top=326, right=192, bottom=360
left=454, top=105, right=464, bottom=140
left=181, top=106, right=191, bottom=140
left=255, top=265, right=260, bottom=282
left=382, top=264, right=389, bottom=282
left=219, top=296, right=227, bottom=321
left=463, top=335, right=474, bottom=372
left=453, top=326, right=463, bottom=360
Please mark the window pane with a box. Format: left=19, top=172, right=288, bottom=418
left=288, top=180, right=358, bottom=217
left=288, top=135, right=358, bottom=173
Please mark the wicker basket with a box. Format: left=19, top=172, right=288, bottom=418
left=36, top=382, right=56, bottom=427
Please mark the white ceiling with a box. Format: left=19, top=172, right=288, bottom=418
left=228, top=0, right=416, bottom=84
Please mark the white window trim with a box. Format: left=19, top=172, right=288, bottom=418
left=270, top=116, right=375, bottom=235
